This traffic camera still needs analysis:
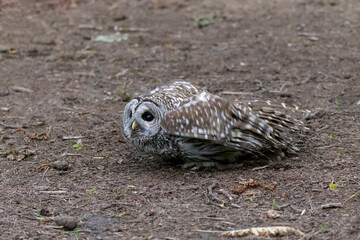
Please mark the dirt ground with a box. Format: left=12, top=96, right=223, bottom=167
left=0, top=0, right=359, bottom=239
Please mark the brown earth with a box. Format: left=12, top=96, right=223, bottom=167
left=0, top=0, right=359, bottom=239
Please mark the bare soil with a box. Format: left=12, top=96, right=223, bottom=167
left=0, top=0, right=359, bottom=239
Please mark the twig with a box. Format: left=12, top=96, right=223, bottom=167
left=210, top=202, right=225, bottom=208
left=78, top=24, right=103, bottom=31
left=275, top=198, right=306, bottom=211
left=206, top=181, right=241, bottom=208
left=316, top=124, right=329, bottom=132
left=74, top=72, right=96, bottom=77
left=314, top=145, right=339, bottom=150
left=206, top=181, right=222, bottom=203
left=297, top=32, right=320, bottom=37
left=218, top=188, right=233, bottom=201
left=0, top=107, right=10, bottom=111
left=0, top=121, right=28, bottom=129
left=12, top=86, right=33, bottom=93
left=101, top=202, right=134, bottom=210
left=133, top=72, right=157, bottom=80
left=230, top=203, right=241, bottom=208
left=39, top=190, right=68, bottom=194
left=318, top=71, right=343, bottom=82
left=195, top=229, right=222, bottom=233
left=221, top=91, right=252, bottom=95
left=41, top=225, right=64, bottom=230
left=206, top=181, right=223, bottom=203
left=41, top=167, right=50, bottom=182
left=290, top=205, right=303, bottom=213
left=321, top=203, right=342, bottom=209
left=301, top=75, right=312, bottom=84
left=199, top=217, right=226, bottom=221
left=305, top=110, right=322, bottom=120
left=279, top=81, right=292, bottom=92
left=252, top=165, right=269, bottom=171
left=275, top=202, right=291, bottom=210
left=62, top=136, right=83, bottom=140
left=65, top=153, right=82, bottom=156
left=343, top=190, right=360, bottom=204
left=116, top=27, right=150, bottom=32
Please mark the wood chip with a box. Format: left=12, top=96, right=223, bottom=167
left=196, top=226, right=304, bottom=237
left=222, top=226, right=304, bottom=237
left=12, top=86, right=34, bottom=93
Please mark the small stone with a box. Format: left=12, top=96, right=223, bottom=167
left=117, top=158, right=124, bottom=165
left=343, top=73, right=352, bottom=79
left=50, top=160, right=69, bottom=171
left=32, top=35, right=56, bottom=45
left=267, top=209, right=281, bottom=219
left=113, top=15, right=127, bottom=22
left=6, top=153, right=16, bottom=161
left=54, top=215, right=78, bottom=230
left=40, top=208, right=51, bottom=217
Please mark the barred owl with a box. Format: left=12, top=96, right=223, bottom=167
left=123, top=81, right=306, bottom=164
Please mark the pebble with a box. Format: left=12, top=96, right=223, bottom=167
left=267, top=209, right=281, bottom=219
left=54, top=215, right=78, bottom=230
left=51, top=160, right=69, bottom=171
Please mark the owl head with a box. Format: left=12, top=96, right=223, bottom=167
left=123, top=98, right=164, bottom=142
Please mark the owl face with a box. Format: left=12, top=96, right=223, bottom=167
left=123, top=98, right=163, bottom=141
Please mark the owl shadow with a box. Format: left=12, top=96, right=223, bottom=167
left=125, top=147, right=297, bottom=171
left=153, top=151, right=290, bottom=171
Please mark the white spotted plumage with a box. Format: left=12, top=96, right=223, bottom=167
left=123, top=81, right=306, bottom=163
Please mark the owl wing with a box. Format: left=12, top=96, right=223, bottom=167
left=235, top=100, right=307, bottom=131
left=160, top=91, right=283, bottom=160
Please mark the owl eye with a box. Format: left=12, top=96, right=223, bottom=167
left=142, top=112, right=154, bottom=122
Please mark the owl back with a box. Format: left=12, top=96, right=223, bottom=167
left=161, top=92, right=307, bottom=162
left=141, top=81, right=204, bottom=111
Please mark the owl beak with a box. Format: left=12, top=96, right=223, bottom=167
left=131, top=121, right=136, bottom=131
